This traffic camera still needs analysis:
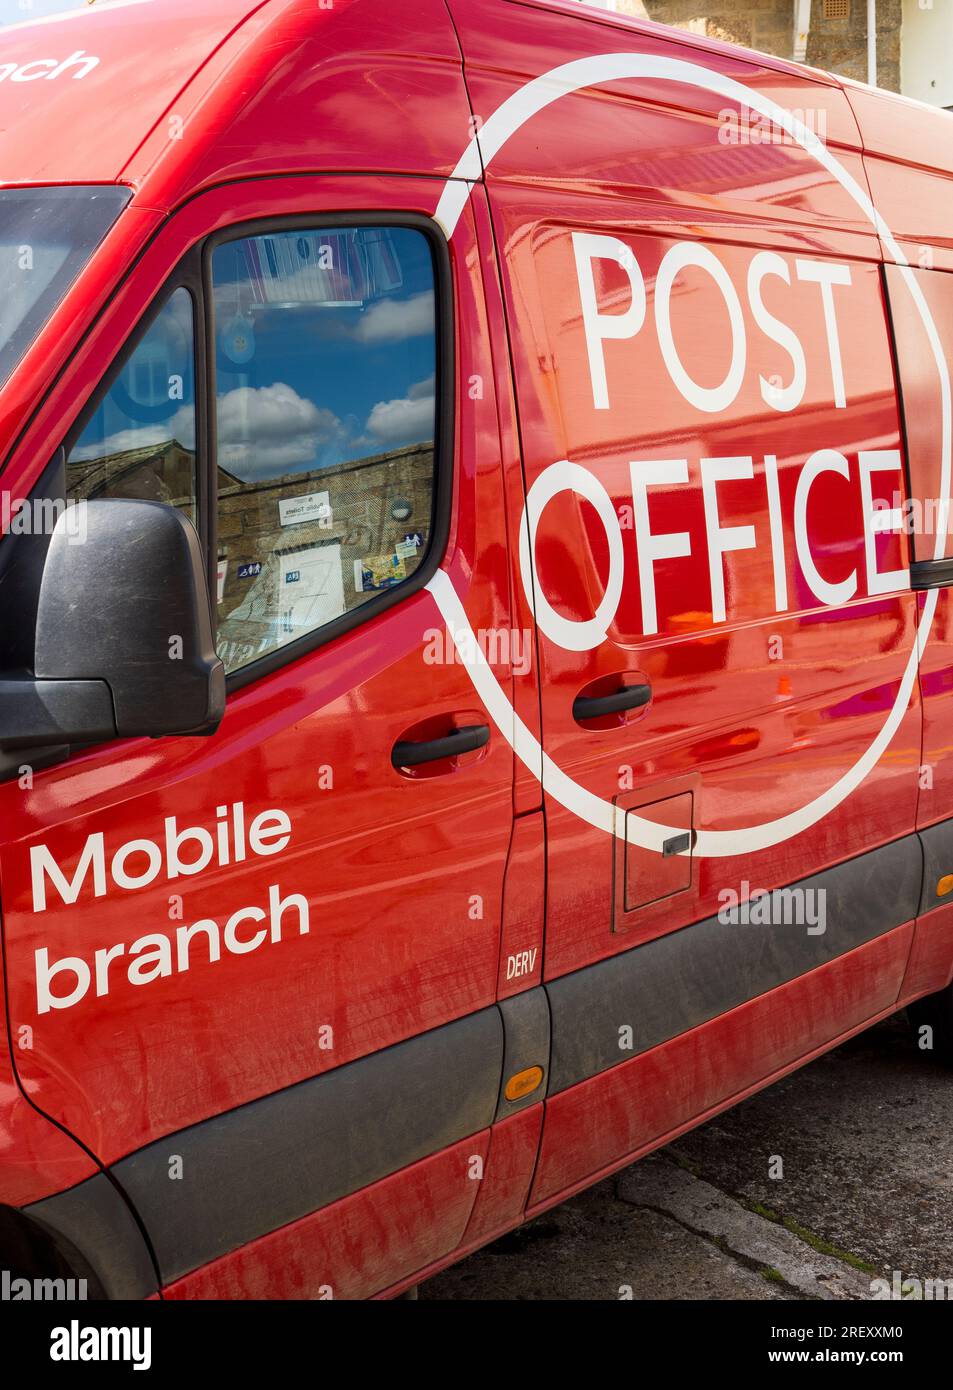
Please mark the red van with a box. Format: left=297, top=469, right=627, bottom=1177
left=2, top=0, right=953, bottom=1301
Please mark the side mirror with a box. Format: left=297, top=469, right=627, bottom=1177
left=0, top=499, right=224, bottom=753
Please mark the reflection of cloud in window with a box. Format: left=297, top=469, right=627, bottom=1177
left=71, top=404, right=196, bottom=460
left=352, top=290, right=434, bottom=343
left=364, top=374, right=435, bottom=446
left=217, top=382, right=342, bottom=479
left=73, top=367, right=436, bottom=476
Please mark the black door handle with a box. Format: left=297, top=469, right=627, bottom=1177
left=392, top=723, right=490, bottom=768
left=573, top=684, right=651, bottom=721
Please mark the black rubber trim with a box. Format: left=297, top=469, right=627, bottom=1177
left=111, top=1006, right=503, bottom=1285
left=910, top=558, right=953, bottom=591
left=546, top=834, right=922, bottom=1094
left=496, top=988, right=551, bottom=1120
left=24, top=1172, right=158, bottom=1301
left=917, top=818, right=953, bottom=913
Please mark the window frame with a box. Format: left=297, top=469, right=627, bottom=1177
left=63, top=211, right=454, bottom=695
left=206, top=211, right=453, bottom=691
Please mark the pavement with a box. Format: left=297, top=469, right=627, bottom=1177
left=421, top=1013, right=953, bottom=1300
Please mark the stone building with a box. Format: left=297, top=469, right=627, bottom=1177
left=584, top=0, right=953, bottom=106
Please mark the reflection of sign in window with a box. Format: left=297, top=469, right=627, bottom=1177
left=277, top=547, right=344, bottom=636
left=278, top=492, right=331, bottom=527
left=237, top=562, right=263, bottom=580
left=222, top=542, right=345, bottom=650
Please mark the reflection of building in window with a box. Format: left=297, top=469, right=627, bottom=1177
left=67, top=434, right=435, bottom=673
left=216, top=440, right=434, bottom=671
left=66, top=439, right=196, bottom=514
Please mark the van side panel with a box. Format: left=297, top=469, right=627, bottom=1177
left=447, top=0, right=873, bottom=255
left=0, top=1024, right=97, bottom=1208
left=449, top=0, right=922, bottom=1198
left=529, top=922, right=913, bottom=1208
left=0, top=176, right=514, bottom=1170
left=492, top=199, right=918, bottom=985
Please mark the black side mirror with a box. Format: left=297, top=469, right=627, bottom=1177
left=0, top=499, right=224, bottom=754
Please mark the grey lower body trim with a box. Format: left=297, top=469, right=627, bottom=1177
left=918, top=817, right=953, bottom=914
left=112, top=1005, right=504, bottom=1285
left=496, top=987, right=551, bottom=1119
left=24, top=1171, right=158, bottom=1301
left=546, top=833, right=922, bottom=1094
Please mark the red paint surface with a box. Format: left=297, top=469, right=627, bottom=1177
left=462, top=1104, right=543, bottom=1246
left=530, top=923, right=913, bottom=1206
left=498, top=815, right=545, bottom=996
left=0, top=1024, right=97, bottom=1207
left=0, top=0, right=950, bottom=1295
left=460, top=4, right=922, bottom=981
left=899, top=903, right=953, bottom=1002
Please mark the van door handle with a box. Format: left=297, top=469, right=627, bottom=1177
left=573, top=684, right=651, bottom=721
left=391, top=724, right=490, bottom=768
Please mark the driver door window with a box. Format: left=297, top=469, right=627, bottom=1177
left=211, top=225, right=438, bottom=674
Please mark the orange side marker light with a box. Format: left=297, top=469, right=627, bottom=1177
left=504, top=1066, right=544, bottom=1102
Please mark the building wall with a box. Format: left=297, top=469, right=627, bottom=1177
left=618, top=0, right=797, bottom=62
left=216, top=444, right=433, bottom=607
left=805, top=0, right=900, bottom=92
left=901, top=0, right=953, bottom=107
left=609, top=0, right=903, bottom=93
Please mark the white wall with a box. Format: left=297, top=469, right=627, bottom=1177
left=902, top=0, right=953, bottom=107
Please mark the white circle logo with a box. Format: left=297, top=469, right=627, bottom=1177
left=427, top=53, right=951, bottom=857
left=519, top=460, right=624, bottom=652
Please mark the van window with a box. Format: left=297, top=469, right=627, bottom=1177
left=0, top=185, right=130, bottom=390
left=65, top=287, right=197, bottom=527
left=211, top=225, right=437, bottom=674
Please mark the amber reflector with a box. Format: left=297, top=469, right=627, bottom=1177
left=937, top=875, right=953, bottom=897
left=504, top=1066, right=544, bottom=1102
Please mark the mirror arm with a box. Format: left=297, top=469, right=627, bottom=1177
left=0, top=677, right=117, bottom=750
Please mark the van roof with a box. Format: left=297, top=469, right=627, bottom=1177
left=0, top=0, right=277, bottom=186
left=2, top=0, right=952, bottom=195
